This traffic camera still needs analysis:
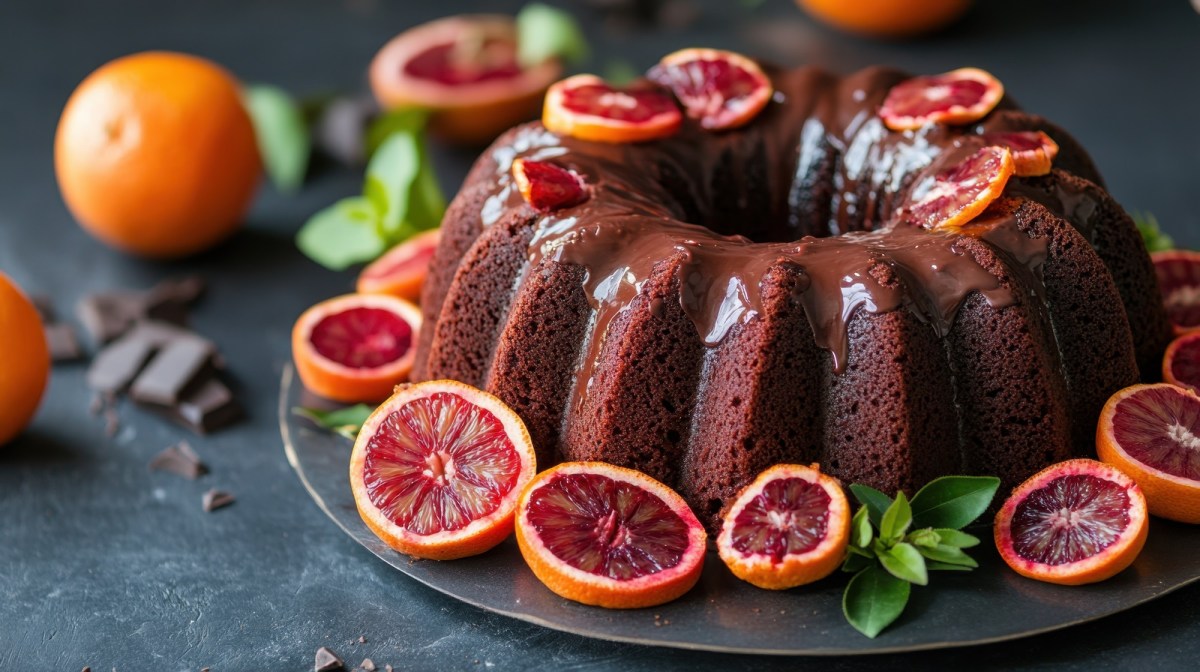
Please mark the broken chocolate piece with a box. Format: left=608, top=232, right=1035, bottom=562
left=314, top=646, right=345, bottom=672
left=167, top=378, right=242, bottom=434
left=87, top=336, right=154, bottom=393
left=76, top=293, right=146, bottom=345
left=129, top=339, right=213, bottom=406
left=148, top=441, right=207, bottom=479
left=45, top=322, right=82, bottom=362
left=201, top=489, right=235, bottom=512
left=360, top=659, right=376, bottom=672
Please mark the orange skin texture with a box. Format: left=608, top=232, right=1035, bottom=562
left=1163, top=333, right=1200, bottom=395
left=350, top=380, right=536, bottom=560
left=1097, top=384, right=1200, bottom=524
left=291, top=294, right=422, bottom=404
left=0, top=274, right=49, bottom=446
left=356, top=229, right=441, bottom=303
left=543, top=75, right=682, bottom=144
left=368, top=15, right=561, bottom=147
left=717, top=464, right=850, bottom=590
left=994, top=459, right=1149, bottom=586
left=797, top=0, right=971, bottom=38
left=55, top=52, right=261, bottom=259
left=1005, top=131, right=1059, bottom=177
left=515, top=462, right=707, bottom=609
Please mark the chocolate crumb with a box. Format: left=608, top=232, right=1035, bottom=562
left=314, top=646, right=345, bottom=671
left=360, top=659, right=376, bottom=672
left=104, top=406, right=120, bottom=438
left=201, top=668, right=210, bottom=672
left=385, top=666, right=393, bottom=672
left=89, top=392, right=104, bottom=416
left=82, top=667, right=91, bottom=672
left=357, top=635, right=367, bottom=644
left=149, top=441, right=207, bottom=479
left=201, top=489, right=235, bottom=512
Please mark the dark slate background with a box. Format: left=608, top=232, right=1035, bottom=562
left=2, top=0, right=1198, bottom=669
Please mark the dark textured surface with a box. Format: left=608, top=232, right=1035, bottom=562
left=2, top=0, right=1200, bottom=669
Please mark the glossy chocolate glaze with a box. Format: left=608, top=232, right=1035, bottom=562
left=471, top=66, right=1080, bottom=392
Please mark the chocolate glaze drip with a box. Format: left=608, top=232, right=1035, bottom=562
left=473, top=66, right=1078, bottom=387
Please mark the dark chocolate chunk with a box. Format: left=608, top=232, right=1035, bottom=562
left=45, top=322, right=83, bottom=361
left=360, top=659, right=376, bottom=672
left=129, top=339, right=213, bottom=406
left=314, top=646, right=345, bottom=672
left=76, top=293, right=145, bottom=345
left=148, top=441, right=207, bottom=479
left=171, top=378, right=242, bottom=434
left=357, top=635, right=367, bottom=644
left=87, top=336, right=154, bottom=393
left=201, top=489, right=235, bottom=512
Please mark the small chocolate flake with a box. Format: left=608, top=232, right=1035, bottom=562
left=314, top=646, right=345, bottom=671
left=357, top=635, right=366, bottom=644
left=82, top=667, right=91, bottom=672
left=360, top=659, right=376, bottom=672
left=201, top=668, right=210, bottom=672
left=104, top=407, right=120, bottom=438
left=201, top=489, right=235, bottom=512
left=148, top=441, right=207, bottom=479
left=89, top=392, right=104, bottom=416
left=385, top=666, right=393, bottom=672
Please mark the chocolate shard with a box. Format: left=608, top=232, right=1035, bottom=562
left=169, top=378, right=243, bottom=434
left=46, top=322, right=83, bottom=362
left=129, top=339, right=214, bottom=406
left=314, top=646, right=345, bottom=672
left=86, top=335, right=154, bottom=393
left=201, top=488, right=235, bottom=512
left=148, top=441, right=207, bottom=479
left=76, top=293, right=145, bottom=345
left=360, top=659, right=376, bottom=672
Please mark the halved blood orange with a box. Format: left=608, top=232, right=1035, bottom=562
left=994, top=459, right=1148, bottom=586
left=647, top=48, right=773, bottom=131
left=1164, top=332, right=1200, bottom=395
left=1097, top=383, right=1200, bottom=524
left=901, top=145, right=1014, bottom=230
left=1151, top=250, right=1200, bottom=335
left=543, top=74, right=682, bottom=144
left=292, top=293, right=422, bottom=404
left=880, top=67, right=1004, bottom=131
left=515, top=462, right=706, bottom=608
left=368, top=15, right=562, bottom=145
left=357, top=228, right=442, bottom=303
left=717, top=464, right=850, bottom=590
left=350, top=380, right=536, bottom=560
left=511, top=158, right=589, bottom=212
left=978, top=131, right=1059, bottom=177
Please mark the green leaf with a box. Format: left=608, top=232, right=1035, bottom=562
left=243, top=84, right=311, bottom=193
left=906, top=528, right=941, bottom=548
left=880, top=491, right=913, bottom=542
left=366, top=132, right=422, bottom=234
left=1133, top=212, right=1175, bottom=253
left=843, top=565, right=911, bottom=638
left=841, top=552, right=873, bottom=574
left=847, top=544, right=875, bottom=558
left=916, top=544, right=979, bottom=569
left=909, top=476, right=1000, bottom=530
left=365, top=108, right=429, bottom=159
left=931, top=528, right=980, bottom=549
left=602, top=60, right=639, bottom=87
left=851, top=505, right=873, bottom=548
left=293, top=404, right=375, bottom=439
left=878, top=542, right=928, bottom=586
left=849, top=484, right=892, bottom=528
left=516, top=3, right=589, bottom=68
left=296, top=196, right=387, bottom=270
left=926, top=560, right=974, bottom=572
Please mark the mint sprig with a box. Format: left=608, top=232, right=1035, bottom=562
left=516, top=3, right=589, bottom=68
left=297, top=122, right=445, bottom=270
left=243, top=84, right=312, bottom=193
left=293, top=404, right=375, bottom=439
left=1132, top=211, right=1175, bottom=253
left=841, top=475, right=1000, bottom=638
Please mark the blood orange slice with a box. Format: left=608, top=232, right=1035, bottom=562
left=1151, top=250, right=1200, bottom=335
left=515, top=462, right=707, bottom=608
left=542, top=74, right=682, bottom=144
left=900, top=145, right=1014, bottom=230
left=1164, top=332, right=1200, bottom=395
left=1097, top=383, right=1200, bottom=524
left=647, top=48, right=773, bottom=131
left=977, top=130, right=1059, bottom=177
left=880, top=67, right=1004, bottom=131
left=511, top=158, right=589, bottom=212
left=717, top=464, right=850, bottom=590
left=357, top=228, right=441, bottom=303
left=292, top=293, right=422, bottom=403
left=350, top=379, right=536, bottom=560
left=994, top=459, right=1148, bottom=586
left=368, top=16, right=562, bottom=145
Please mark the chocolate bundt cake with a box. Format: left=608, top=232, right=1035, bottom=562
left=412, top=62, right=1172, bottom=531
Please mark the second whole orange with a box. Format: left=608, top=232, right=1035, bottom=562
left=797, top=0, right=971, bottom=39
left=55, top=51, right=261, bottom=259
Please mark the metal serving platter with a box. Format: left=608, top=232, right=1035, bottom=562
left=280, top=365, right=1200, bottom=655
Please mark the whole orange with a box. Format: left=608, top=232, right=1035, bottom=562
left=55, top=52, right=261, bottom=259
left=0, top=273, right=49, bottom=446
left=797, top=0, right=971, bottom=38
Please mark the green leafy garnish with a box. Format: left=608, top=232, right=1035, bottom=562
left=243, top=84, right=311, bottom=193
left=602, top=60, right=639, bottom=87
left=1133, top=212, right=1175, bottom=253
left=516, top=3, right=589, bottom=68
left=297, top=123, right=445, bottom=270
left=293, top=404, right=375, bottom=439
left=841, top=475, right=1000, bottom=638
